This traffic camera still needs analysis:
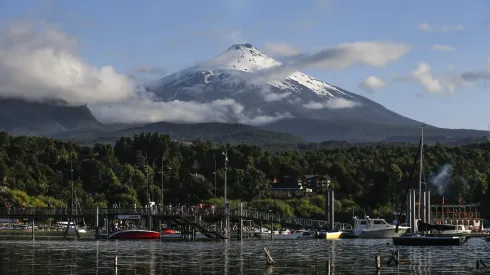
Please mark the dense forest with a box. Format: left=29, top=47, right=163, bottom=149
left=0, top=132, right=489, bottom=221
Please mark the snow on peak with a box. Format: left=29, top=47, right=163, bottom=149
left=149, top=43, right=345, bottom=98
left=203, top=43, right=280, bottom=72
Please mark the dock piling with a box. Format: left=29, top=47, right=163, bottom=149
left=264, top=248, right=275, bottom=265
left=375, top=255, right=381, bottom=270
left=326, top=260, right=331, bottom=275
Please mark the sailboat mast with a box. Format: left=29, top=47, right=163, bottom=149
left=418, top=124, right=426, bottom=224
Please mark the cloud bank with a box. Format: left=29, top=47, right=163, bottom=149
left=0, top=21, right=290, bottom=125
left=245, top=41, right=411, bottom=84
left=0, top=21, right=134, bottom=105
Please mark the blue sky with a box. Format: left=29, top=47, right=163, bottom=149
left=1, top=0, right=490, bottom=129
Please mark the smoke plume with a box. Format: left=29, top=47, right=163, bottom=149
left=428, top=164, right=453, bottom=195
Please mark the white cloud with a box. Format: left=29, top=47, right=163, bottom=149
left=395, top=62, right=473, bottom=94
left=430, top=44, right=457, bottom=52
left=304, top=41, right=411, bottom=69
left=412, top=63, right=443, bottom=93
left=263, top=91, right=291, bottom=102
left=263, top=43, right=302, bottom=57
left=302, top=98, right=360, bottom=110
left=358, top=76, right=386, bottom=94
left=90, top=96, right=291, bottom=125
left=248, top=41, right=411, bottom=84
left=0, top=21, right=134, bottom=105
left=0, top=21, right=291, bottom=125
left=418, top=23, right=464, bottom=32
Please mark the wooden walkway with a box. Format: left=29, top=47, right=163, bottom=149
left=0, top=207, right=352, bottom=231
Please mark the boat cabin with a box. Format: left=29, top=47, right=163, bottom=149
left=353, top=216, right=392, bottom=231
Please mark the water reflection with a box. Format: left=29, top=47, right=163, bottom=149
left=0, top=238, right=487, bottom=274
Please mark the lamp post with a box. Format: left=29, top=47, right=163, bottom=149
left=70, top=152, right=74, bottom=215
left=144, top=152, right=151, bottom=230
left=152, top=154, right=161, bottom=209
left=418, top=124, right=426, bottom=223
left=222, top=149, right=229, bottom=238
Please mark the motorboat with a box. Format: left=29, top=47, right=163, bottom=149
left=393, top=233, right=467, bottom=246
left=107, top=229, right=161, bottom=240
left=352, top=215, right=409, bottom=238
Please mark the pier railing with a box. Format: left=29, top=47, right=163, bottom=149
left=0, top=207, right=352, bottom=230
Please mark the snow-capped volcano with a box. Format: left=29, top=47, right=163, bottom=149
left=145, top=43, right=420, bottom=133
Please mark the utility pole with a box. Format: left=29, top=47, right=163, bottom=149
left=222, top=149, right=229, bottom=238
left=213, top=154, right=217, bottom=198
left=161, top=156, right=164, bottom=207
left=144, top=153, right=151, bottom=230
left=418, top=124, right=426, bottom=225
left=70, top=152, right=74, bottom=215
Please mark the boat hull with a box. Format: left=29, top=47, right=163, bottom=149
left=393, top=234, right=466, bottom=246
left=325, top=231, right=342, bottom=240
left=108, top=230, right=161, bottom=240
left=358, top=227, right=409, bottom=238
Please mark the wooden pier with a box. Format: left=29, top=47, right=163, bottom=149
left=0, top=206, right=352, bottom=239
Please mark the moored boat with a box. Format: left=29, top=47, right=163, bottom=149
left=393, top=233, right=467, bottom=246
left=352, top=214, right=409, bottom=238
left=107, top=229, right=161, bottom=240
left=324, top=231, right=342, bottom=240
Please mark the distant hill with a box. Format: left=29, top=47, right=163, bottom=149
left=0, top=98, right=102, bottom=136
left=58, top=121, right=305, bottom=146
left=261, top=118, right=486, bottom=144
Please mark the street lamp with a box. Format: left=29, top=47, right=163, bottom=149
left=156, top=166, right=172, bottom=207
left=222, top=149, right=229, bottom=238
left=69, top=152, right=74, bottom=214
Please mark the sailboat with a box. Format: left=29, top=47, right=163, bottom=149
left=392, top=125, right=468, bottom=246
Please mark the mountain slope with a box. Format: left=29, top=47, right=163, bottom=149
left=0, top=98, right=103, bottom=136
left=143, top=43, right=486, bottom=141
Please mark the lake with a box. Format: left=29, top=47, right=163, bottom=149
left=0, top=237, right=487, bottom=274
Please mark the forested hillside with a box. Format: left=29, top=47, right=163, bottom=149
left=0, top=132, right=489, bottom=220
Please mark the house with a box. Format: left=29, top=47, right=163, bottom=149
left=271, top=174, right=332, bottom=199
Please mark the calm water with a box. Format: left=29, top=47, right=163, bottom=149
left=0, top=237, right=488, bottom=274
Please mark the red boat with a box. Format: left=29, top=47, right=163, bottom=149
left=107, top=229, right=161, bottom=240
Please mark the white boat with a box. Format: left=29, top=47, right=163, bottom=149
left=353, top=215, right=409, bottom=238
left=436, top=224, right=472, bottom=236
left=57, top=221, right=87, bottom=235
